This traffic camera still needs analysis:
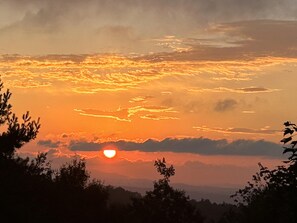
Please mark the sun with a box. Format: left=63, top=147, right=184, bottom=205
left=103, top=149, right=117, bottom=159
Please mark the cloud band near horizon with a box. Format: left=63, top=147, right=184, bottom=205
left=37, top=137, right=283, bottom=157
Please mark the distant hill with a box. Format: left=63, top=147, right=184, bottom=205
left=106, top=185, right=235, bottom=223
left=173, top=183, right=237, bottom=204
left=112, top=183, right=236, bottom=203
left=95, top=171, right=237, bottom=203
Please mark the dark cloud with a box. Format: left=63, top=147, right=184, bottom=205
left=1, top=0, right=297, bottom=54
left=214, top=99, right=237, bottom=112
left=69, top=141, right=101, bottom=151
left=37, top=140, right=61, bottom=148
left=4, top=0, right=297, bottom=26
left=69, top=137, right=282, bottom=157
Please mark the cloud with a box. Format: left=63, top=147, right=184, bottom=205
left=193, top=126, right=279, bottom=135
left=1, top=0, right=297, bottom=55
left=214, top=99, right=237, bottom=112
left=5, top=80, right=52, bottom=89
left=235, top=87, right=279, bottom=93
left=189, top=86, right=279, bottom=94
left=68, top=137, right=282, bottom=157
left=37, top=139, right=61, bottom=148
left=69, top=141, right=102, bottom=151
left=242, top=110, right=255, bottom=114
left=129, top=96, right=154, bottom=103
left=0, top=54, right=171, bottom=92
left=141, top=20, right=297, bottom=62
left=140, top=114, right=179, bottom=121
left=3, top=0, right=297, bottom=31
left=0, top=54, right=290, bottom=95
left=74, top=105, right=178, bottom=122
left=74, top=108, right=130, bottom=122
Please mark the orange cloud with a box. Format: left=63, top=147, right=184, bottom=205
left=1, top=54, right=294, bottom=94
left=74, top=105, right=179, bottom=122
left=129, top=96, right=154, bottom=103
left=74, top=108, right=130, bottom=122
left=188, top=86, right=280, bottom=94
left=193, top=126, right=280, bottom=135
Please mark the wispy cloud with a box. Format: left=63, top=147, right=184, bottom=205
left=189, top=86, right=280, bottom=94
left=140, top=114, right=180, bottom=121
left=193, top=126, right=279, bottom=135
left=0, top=53, right=292, bottom=95
left=74, top=108, right=130, bottom=122
left=241, top=110, right=256, bottom=114
left=236, top=87, right=279, bottom=93
left=74, top=105, right=179, bottom=122
left=129, top=96, right=154, bottom=103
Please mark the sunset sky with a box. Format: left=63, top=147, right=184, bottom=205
left=1, top=0, right=297, bottom=190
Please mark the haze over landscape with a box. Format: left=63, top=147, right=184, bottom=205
left=1, top=0, right=297, bottom=202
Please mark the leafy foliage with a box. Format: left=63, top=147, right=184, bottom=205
left=230, top=121, right=297, bottom=223
left=55, top=157, right=89, bottom=188
left=281, top=121, right=297, bottom=163
left=0, top=82, right=40, bottom=157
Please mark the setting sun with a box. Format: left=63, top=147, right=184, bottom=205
left=103, top=149, right=117, bottom=159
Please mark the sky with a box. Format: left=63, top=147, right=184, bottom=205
left=1, top=0, right=297, bottom=190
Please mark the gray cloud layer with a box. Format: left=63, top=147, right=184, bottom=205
left=37, top=139, right=61, bottom=148
left=142, top=20, right=297, bottom=62
left=68, top=137, right=282, bottom=157
left=1, top=0, right=297, bottom=54
left=3, top=0, right=297, bottom=26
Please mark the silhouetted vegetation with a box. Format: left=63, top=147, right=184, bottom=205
left=192, top=199, right=236, bottom=223
left=3, top=79, right=296, bottom=222
left=227, top=121, right=297, bottom=223
left=0, top=81, right=109, bottom=222
left=130, top=158, right=204, bottom=223
left=0, top=81, right=210, bottom=222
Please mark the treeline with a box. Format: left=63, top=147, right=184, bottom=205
left=0, top=80, right=206, bottom=223
left=0, top=151, right=234, bottom=223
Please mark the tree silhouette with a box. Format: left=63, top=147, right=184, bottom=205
left=0, top=80, right=109, bottom=223
left=0, top=81, right=40, bottom=157
left=131, top=158, right=204, bottom=223
left=55, top=157, right=89, bottom=188
left=230, top=121, right=297, bottom=223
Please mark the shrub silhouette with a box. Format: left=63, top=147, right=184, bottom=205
left=0, top=81, right=40, bottom=157
left=230, top=121, right=297, bottom=223
left=0, top=81, right=109, bottom=223
left=131, top=158, right=204, bottom=223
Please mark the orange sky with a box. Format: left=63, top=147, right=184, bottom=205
left=1, top=0, right=296, bottom=190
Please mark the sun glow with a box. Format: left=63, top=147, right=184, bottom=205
left=103, top=149, right=117, bottom=159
